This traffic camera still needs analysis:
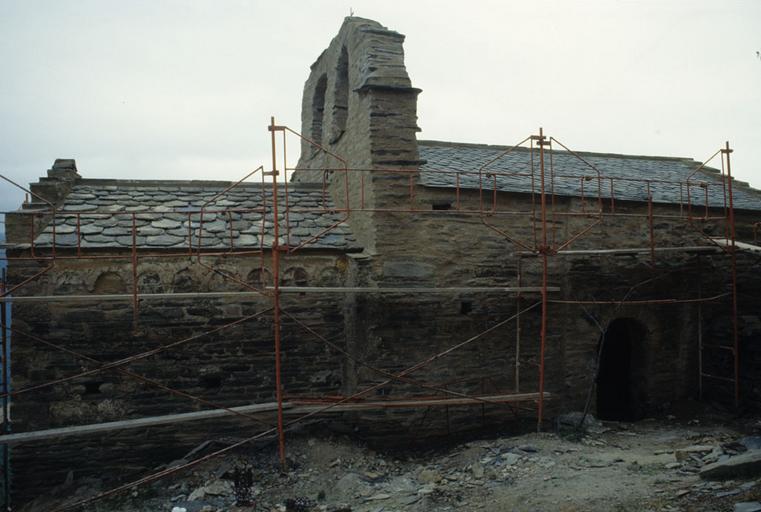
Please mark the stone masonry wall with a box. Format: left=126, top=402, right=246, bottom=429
left=346, top=181, right=761, bottom=436
left=7, top=186, right=759, bottom=502
left=7, top=250, right=352, bottom=500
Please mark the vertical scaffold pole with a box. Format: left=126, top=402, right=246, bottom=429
left=269, top=116, right=286, bottom=469
left=131, top=212, right=139, bottom=331
left=697, top=255, right=703, bottom=401
left=1, top=268, right=10, bottom=510
left=723, top=142, right=739, bottom=407
left=537, top=127, right=548, bottom=431
left=515, top=257, right=522, bottom=393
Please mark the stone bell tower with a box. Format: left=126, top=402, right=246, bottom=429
left=292, top=17, right=423, bottom=251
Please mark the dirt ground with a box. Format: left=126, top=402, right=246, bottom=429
left=24, top=406, right=761, bottom=512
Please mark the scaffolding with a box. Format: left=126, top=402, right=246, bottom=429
left=0, top=118, right=753, bottom=510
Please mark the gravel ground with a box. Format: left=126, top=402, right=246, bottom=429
left=21, top=410, right=761, bottom=512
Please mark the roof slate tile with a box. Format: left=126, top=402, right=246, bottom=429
left=418, top=141, right=761, bottom=210
left=34, top=181, right=359, bottom=251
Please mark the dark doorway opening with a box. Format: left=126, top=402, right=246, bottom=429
left=596, top=318, right=646, bottom=421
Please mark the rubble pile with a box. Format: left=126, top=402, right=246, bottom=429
left=20, top=415, right=761, bottom=512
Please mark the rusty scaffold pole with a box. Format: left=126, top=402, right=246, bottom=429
left=536, top=127, right=549, bottom=431
left=722, top=141, right=740, bottom=407
left=268, top=116, right=287, bottom=469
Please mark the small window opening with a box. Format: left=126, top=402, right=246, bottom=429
left=93, top=272, right=126, bottom=294
left=460, top=300, right=473, bottom=314
left=282, top=267, right=309, bottom=287
left=330, top=46, right=349, bottom=144
left=247, top=268, right=273, bottom=289
left=432, top=202, right=452, bottom=211
left=173, top=269, right=194, bottom=293
left=311, top=74, right=328, bottom=150
left=138, top=272, right=164, bottom=293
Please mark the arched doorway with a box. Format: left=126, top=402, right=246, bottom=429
left=596, top=318, right=647, bottom=421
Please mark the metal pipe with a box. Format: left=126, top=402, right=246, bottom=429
left=538, top=127, right=548, bottom=431
left=697, top=255, right=703, bottom=400
left=270, top=116, right=286, bottom=469
left=647, top=181, right=655, bottom=266
left=549, top=142, right=557, bottom=248
left=521, top=245, right=723, bottom=257
left=549, top=292, right=728, bottom=305
left=282, top=130, right=292, bottom=247
left=0, top=268, right=10, bottom=511
left=724, top=142, right=740, bottom=407
left=0, top=392, right=547, bottom=446
left=131, top=213, right=139, bottom=330
left=0, top=286, right=556, bottom=303
left=530, top=138, right=538, bottom=247
left=515, top=257, right=522, bottom=393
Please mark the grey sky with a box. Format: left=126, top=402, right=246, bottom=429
left=1, top=0, right=759, bottom=216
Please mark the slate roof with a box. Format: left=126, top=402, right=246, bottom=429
left=418, top=141, right=761, bottom=210
left=33, top=180, right=359, bottom=251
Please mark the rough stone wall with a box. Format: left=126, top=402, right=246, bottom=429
left=9, top=252, right=351, bottom=427
left=7, top=251, right=353, bottom=500
left=282, top=14, right=761, bottom=439
left=8, top=185, right=759, bottom=501
left=346, top=182, right=761, bottom=432
left=700, top=250, right=761, bottom=409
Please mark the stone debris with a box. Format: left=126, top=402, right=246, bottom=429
left=555, top=411, right=609, bottom=435
left=700, top=450, right=761, bottom=480
left=741, top=437, right=761, bottom=451
left=21, top=415, right=761, bottom=512
left=735, top=503, right=761, bottom=512
left=188, top=480, right=233, bottom=501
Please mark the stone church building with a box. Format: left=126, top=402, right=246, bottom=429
left=4, top=16, right=761, bottom=502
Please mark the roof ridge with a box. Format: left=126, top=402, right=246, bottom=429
left=417, top=139, right=696, bottom=163
left=76, top=178, right=323, bottom=189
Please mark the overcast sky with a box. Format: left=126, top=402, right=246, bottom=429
left=1, top=0, right=759, bottom=216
